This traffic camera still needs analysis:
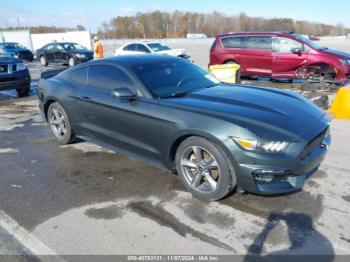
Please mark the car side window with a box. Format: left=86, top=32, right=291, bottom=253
left=221, top=37, right=244, bottom=49
left=70, top=67, right=88, bottom=85
left=56, top=45, right=65, bottom=51
left=88, top=65, right=134, bottom=91
left=124, top=44, right=137, bottom=51
left=273, top=37, right=303, bottom=53
left=44, top=44, right=55, bottom=51
left=245, top=36, right=272, bottom=50
left=137, top=44, right=150, bottom=53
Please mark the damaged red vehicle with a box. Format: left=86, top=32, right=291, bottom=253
left=210, top=32, right=350, bottom=83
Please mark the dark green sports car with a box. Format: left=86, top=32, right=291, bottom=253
left=37, top=55, right=331, bottom=201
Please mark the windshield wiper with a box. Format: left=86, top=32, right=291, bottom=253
left=159, top=91, right=190, bottom=99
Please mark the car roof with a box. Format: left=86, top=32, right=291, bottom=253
left=217, top=32, right=296, bottom=38
left=123, top=41, right=162, bottom=46
left=0, top=42, right=20, bottom=45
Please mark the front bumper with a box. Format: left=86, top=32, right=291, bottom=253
left=75, top=55, right=93, bottom=64
left=223, top=129, right=331, bottom=195
left=0, top=69, right=31, bottom=91
left=336, top=63, right=350, bottom=83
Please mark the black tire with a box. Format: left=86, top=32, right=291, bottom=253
left=175, top=136, right=236, bottom=201
left=235, top=68, right=241, bottom=83
left=225, top=60, right=241, bottom=83
left=224, top=60, right=238, bottom=65
left=40, top=55, right=48, bottom=66
left=47, top=102, right=76, bottom=144
left=16, top=84, right=30, bottom=97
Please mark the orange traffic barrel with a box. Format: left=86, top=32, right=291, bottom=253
left=329, top=86, right=350, bottom=119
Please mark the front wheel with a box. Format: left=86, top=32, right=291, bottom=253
left=16, top=84, right=30, bottom=97
left=40, top=56, right=48, bottom=66
left=69, top=57, right=76, bottom=67
left=175, top=136, right=236, bottom=201
left=47, top=102, right=76, bottom=144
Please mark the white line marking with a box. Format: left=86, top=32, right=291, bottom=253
left=0, top=210, right=66, bottom=262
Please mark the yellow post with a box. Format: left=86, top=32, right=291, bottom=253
left=329, top=86, right=350, bottom=119
left=209, top=64, right=240, bottom=84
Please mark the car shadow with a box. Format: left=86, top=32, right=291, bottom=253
left=243, top=212, right=334, bottom=262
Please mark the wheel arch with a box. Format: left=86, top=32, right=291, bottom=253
left=168, top=130, right=234, bottom=171
left=43, top=99, right=57, bottom=120
left=224, top=59, right=239, bottom=65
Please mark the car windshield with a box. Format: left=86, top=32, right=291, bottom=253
left=1, top=43, right=24, bottom=49
left=147, top=43, right=171, bottom=52
left=292, top=34, right=325, bottom=50
left=63, top=43, right=87, bottom=51
left=132, top=59, right=220, bottom=98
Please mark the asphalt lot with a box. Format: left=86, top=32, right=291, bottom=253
left=1, top=42, right=350, bottom=260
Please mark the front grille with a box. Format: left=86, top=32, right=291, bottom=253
left=0, top=64, right=18, bottom=74
left=300, top=127, right=329, bottom=160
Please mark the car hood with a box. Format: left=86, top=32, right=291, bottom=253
left=156, top=49, right=186, bottom=56
left=160, top=85, right=329, bottom=141
left=321, top=48, right=350, bottom=59
left=0, top=55, right=22, bottom=63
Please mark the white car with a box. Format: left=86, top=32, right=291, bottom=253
left=114, top=42, right=189, bottom=59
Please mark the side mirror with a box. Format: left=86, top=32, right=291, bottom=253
left=111, top=87, right=136, bottom=98
left=292, top=48, right=303, bottom=56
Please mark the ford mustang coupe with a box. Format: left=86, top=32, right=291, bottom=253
left=37, top=55, right=331, bottom=201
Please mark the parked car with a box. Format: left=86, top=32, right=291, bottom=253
left=36, top=42, right=93, bottom=67
left=0, top=50, right=31, bottom=96
left=0, top=42, right=34, bottom=62
left=37, top=55, right=330, bottom=201
left=114, top=42, right=190, bottom=59
left=210, top=32, right=350, bottom=83
left=308, top=35, right=320, bottom=42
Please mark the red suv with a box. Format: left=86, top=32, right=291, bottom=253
left=209, top=32, right=350, bottom=83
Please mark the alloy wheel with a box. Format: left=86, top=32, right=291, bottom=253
left=49, top=108, right=67, bottom=140
left=180, top=146, right=221, bottom=193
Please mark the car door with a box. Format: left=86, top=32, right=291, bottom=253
left=43, top=44, right=56, bottom=62
left=76, top=64, right=165, bottom=161
left=53, top=44, right=67, bottom=63
left=272, top=37, right=308, bottom=78
left=240, top=36, right=272, bottom=77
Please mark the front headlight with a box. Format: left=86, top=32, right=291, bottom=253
left=340, top=58, right=350, bottom=65
left=232, top=137, right=290, bottom=153
left=17, top=63, right=27, bottom=71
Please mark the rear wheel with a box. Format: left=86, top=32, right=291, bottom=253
left=40, top=56, right=48, bottom=66
left=224, top=60, right=238, bottom=65
left=225, top=60, right=241, bottom=83
left=47, top=102, right=76, bottom=144
left=175, top=136, right=236, bottom=201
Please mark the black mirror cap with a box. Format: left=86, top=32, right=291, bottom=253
left=292, top=48, right=303, bottom=55
left=111, top=87, right=136, bottom=98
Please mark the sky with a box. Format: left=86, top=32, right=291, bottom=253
left=1, top=0, right=349, bottom=32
